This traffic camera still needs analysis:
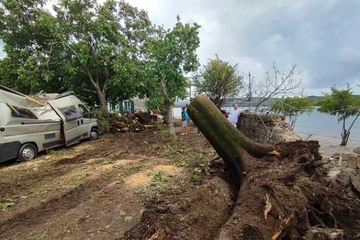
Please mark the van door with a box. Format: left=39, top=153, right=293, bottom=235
left=78, top=104, right=92, bottom=138
left=47, top=100, right=83, bottom=147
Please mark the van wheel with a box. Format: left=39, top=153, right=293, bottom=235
left=18, top=143, right=38, bottom=162
left=90, top=128, right=99, bottom=140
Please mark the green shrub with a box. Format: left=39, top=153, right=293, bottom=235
left=94, top=109, right=110, bottom=134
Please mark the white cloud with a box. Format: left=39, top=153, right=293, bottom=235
left=0, top=39, right=5, bottom=59
left=258, top=33, right=286, bottom=52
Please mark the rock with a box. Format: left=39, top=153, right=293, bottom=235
left=331, top=153, right=341, bottom=160
left=327, top=168, right=341, bottom=180
left=353, top=147, right=360, bottom=155
left=345, top=154, right=358, bottom=169
left=336, top=171, right=352, bottom=188
left=305, top=227, right=345, bottom=240
left=351, top=174, right=360, bottom=194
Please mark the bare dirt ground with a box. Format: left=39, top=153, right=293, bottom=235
left=2, top=119, right=360, bottom=240
left=0, top=121, right=236, bottom=240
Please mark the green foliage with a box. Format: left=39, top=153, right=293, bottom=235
left=194, top=55, right=243, bottom=108
left=0, top=0, right=63, bottom=93
left=0, top=199, right=16, bottom=209
left=145, top=17, right=200, bottom=131
left=72, top=173, right=91, bottom=181
left=188, top=168, right=201, bottom=182
left=119, top=210, right=133, bottom=222
left=318, top=85, right=360, bottom=120
left=150, top=170, right=168, bottom=190
left=151, top=170, right=167, bottom=183
left=0, top=0, right=200, bottom=119
left=163, top=144, right=180, bottom=157
left=37, top=230, right=48, bottom=240
left=53, top=0, right=153, bottom=109
left=153, top=122, right=167, bottom=131
left=0, top=0, right=152, bottom=109
left=94, top=109, right=110, bottom=134
left=271, top=96, right=313, bottom=128
left=175, top=147, right=214, bottom=182
left=318, top=84, right=360, bottom=145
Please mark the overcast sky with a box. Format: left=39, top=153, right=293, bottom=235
left=128, top=0, right=360, bottom=96
left=1, top=0, right=359, bottom=95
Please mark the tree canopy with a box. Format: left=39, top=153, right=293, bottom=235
left=318, top=85, right=360, bottom=146
left=0, top=0, right=201, bottom=115
left=194, top=55, right=242, bottom=108
left=145, top=17, right=200, bottom=133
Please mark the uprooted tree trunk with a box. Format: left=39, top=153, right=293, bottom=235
left=188, top=94, right=360, bottom=240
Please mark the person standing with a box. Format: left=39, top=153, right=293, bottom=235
left=227, top=104, right=243, bottom=127
left=181, top=106, right=190, bottom=135
left=149, top=109, right=154, bottom=122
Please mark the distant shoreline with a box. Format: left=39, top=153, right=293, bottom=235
left=295, top=131, right=360, bottom=158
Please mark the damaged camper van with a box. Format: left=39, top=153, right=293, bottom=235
left=0, top=85, right=99, bottom=163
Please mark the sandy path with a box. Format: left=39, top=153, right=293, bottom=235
left=294, top=131, right=360, bottom=158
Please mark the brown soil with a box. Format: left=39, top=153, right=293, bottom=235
left=0, top=121, right=235, bottom=240
left=1, top=120, right=360, bottom=239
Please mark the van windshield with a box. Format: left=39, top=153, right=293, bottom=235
left=58, top=106, right=82, bottom=121
left=9, top=105, right=38, bottom=119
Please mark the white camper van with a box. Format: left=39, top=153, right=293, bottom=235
left=0, top=85, right=99, bottom=162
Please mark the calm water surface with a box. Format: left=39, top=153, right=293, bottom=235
left=294, top=110, right=360, bottom=140
left=175, top=107, right=360, bottom=141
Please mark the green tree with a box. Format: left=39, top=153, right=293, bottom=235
left=0, top=0, right=152, bottom=110
left=146, top=17, right=200, bottom=134
left=0, top=0, right=62, bottom=93
left=52, top=0, right=152, bottom=110
left=194, top=55, right=243, bottom=108
left=318, top=85, right=360, bottom=146
left=271, top=96, right=313, bottom=128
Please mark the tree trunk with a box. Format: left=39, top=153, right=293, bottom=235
left=85, top=64, right=108, bottom=112
left=188, top=94, right=360, bottom=239
left=97, top=90, right=107, bottom=112
left=340, top=130, right=349, bottom=146
left=165, top=103, right=175, bottom=135
left=189, top=94, right=274, bottom=185
left=340, top=119, right=347, bottom=146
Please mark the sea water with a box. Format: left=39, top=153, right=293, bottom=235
left=294, top=110, right=360, bottom=141
left=174, top=107, right=360, bottom=141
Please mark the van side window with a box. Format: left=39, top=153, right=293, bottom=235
left=78, top=104, right=89, bottom=117
left=58, top=106, right=82, bottom=121
left=9, top=105, right=38, bottom=119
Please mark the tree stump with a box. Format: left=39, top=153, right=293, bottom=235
left=135, top=110, right=152, bottom=124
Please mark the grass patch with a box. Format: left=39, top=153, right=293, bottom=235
left=72, top=173, right=91, bottom=181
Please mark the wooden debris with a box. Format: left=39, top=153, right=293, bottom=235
left=263, top=193, right=272, bottom=219
left=109, top=113, right=157, bottom=133
left=134, top=109, right=152, bottom=124
left=271, top=213, right=295, bottom=240
left=149, top=229, right=166, bottom=240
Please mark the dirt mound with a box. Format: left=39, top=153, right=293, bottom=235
left=121, top=176, right=236, bottom=240
left=120, top=140, right=360, bottom=239
left=217, top=140, right=360, bottom=239
left=1, top=122, right=360, bottom=239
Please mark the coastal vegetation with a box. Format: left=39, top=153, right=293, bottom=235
left=193, top=55, right=243, bottom=109
left=318, top=85, right=360, bottom=146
